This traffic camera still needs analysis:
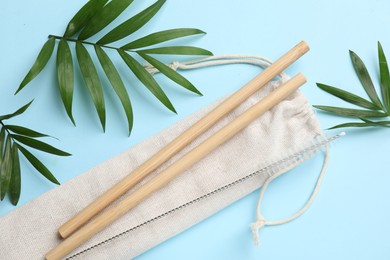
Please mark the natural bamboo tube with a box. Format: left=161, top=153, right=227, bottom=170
left=46, top=73, right=307, bottom=260
left=58, top=41, right=309, bottom=239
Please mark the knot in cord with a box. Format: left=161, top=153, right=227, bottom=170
left=143, top=61, right=181, bottom=75
left=250, top=215, right=267, bottom=246
left=170, top=61, right=181, bottom=71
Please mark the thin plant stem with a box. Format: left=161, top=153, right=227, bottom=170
left=48, top=35, right=133, bottom=52
left=0, top=120, right=11, bottom=135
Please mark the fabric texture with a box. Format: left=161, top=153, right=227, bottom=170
left=0, top=75, right=322, bottom=259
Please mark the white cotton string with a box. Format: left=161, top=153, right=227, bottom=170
left=250, top=142, right=330, bottom=246
left=144, top=55, right=287, bottom=78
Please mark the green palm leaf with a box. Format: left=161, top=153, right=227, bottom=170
left=1, top=136, right=13, bottom=200
left=78, top=0, right=134, bottom=40
left=0, top=101, right=33, bottom=121
left=98, top=0, right=166, bottom=45
left=9, top=144, right=21, bottom=205
left=0, top=128, right=4, bottom=197
left=0, top=128, right=5, bottom=152
left=122, top=28, right=206, bottom=50
left=17, top=38, right=55, bottom=93
left=328, top=122, right=375, bottom=129
left=5, top=125, right=49, bottom=138
left=316, top=83, right=379, bottom=110
left=17, top=145, right=60, bottom=185
left=314, top=105, right=388, bottom=118
left=64, top=0, right=109, bottom=37
left=95, top=46, right=133, bottom=135
left=11, top=134, right=71, bottom=156
left=378, top=42, right=390, bottom=113
left=139, top=52, right=202, bottom=95
left=329, top=119, right=390, bottom=129
left=76, top=42, right=106, bottom=131
left=360, top=118, right=390, bottom=127
left=57, top=39, right=75, bottom=125
left=118, top=50, right=176, bottom=113
left=350, top=50, right=383, bottom=108
left=139, top=46, right=213, bottom=56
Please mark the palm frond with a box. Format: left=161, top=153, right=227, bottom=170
left=17, top=0, right=212, bottom=135
left=315, top=42, right=390, bottom=130
left=0, top=102, right=70, bottom=205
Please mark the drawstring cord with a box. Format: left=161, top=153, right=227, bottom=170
left=144, top=54, right=287, bottom=79
left=250, top=139, right=334, bottom=246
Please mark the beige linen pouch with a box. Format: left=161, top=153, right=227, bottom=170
left=0, top=65, right=327, bottom=259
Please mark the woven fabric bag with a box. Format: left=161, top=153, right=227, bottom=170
left=0, top=61, right=327, bottom=259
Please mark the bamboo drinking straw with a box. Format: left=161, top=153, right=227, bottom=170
left=58, top=41, right=309, bottom=239
left=46, top=73, right=307, bottom=260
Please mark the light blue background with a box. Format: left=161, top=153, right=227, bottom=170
left=1, top=0, right=390, bottom=259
